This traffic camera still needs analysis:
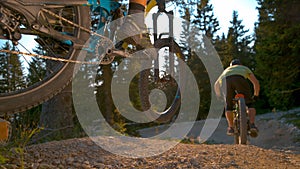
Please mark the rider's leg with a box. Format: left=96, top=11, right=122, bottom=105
left=116, top=0, right=147, bottom=43
left=225, top=111, right=234, bottom=127
left=245, top=95, right=258, bottom=132
left=248, top=107, right=258, bottom=137
left=224, top=78, right=235, bottom=136
left=248, top=107, right=258, bottom=132
left=130, top=0, right=147, bottom=7
left=225, top=111, right=234, bottom=136
left=248, top=107, right=256, bottom=124
left=131, top=0, right=147, bottom=6
left=246, top=103, right=258, bottom=138
left=116, top=0, right=157, bottom=59
left=224, top=104, right=235, bottom=135
left=225, top=110, right=234, bottom=136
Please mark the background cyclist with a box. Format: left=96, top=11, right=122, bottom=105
left=214, top=59, right=260, bottom=137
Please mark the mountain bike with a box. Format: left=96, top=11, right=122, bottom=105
left=0, top=0, right=183, bottom=126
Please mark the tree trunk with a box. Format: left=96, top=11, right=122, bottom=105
left=102, top=65, right=114, bottom=125
left=39, top=83, right=74, bottom=140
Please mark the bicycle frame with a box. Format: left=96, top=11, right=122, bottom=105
left=0, top=0, right=88, bottom=45
left=0, top=0, right=127, bottom=61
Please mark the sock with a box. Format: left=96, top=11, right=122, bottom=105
left=128, top=2, right=145, bottom=14
left=127, top=2, right=145, bottom=28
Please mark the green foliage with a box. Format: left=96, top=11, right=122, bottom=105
left=192, top=0, right=220, bottom=41
left=0, top=42, right=26, bottom=92
left=215, top=11, right=254, bottom=69
left=95, top=60, right=128, bottom=134
left=255, top=0, right=300, bottom=109
left=0, top=122, right=42, bottom=168
left=0, top=153, right=8, bottom=164
left=186, top=51, right=211, bottom=119
left=26, top=57, right=46, bottom=85
left=178, top=1, right=221, bottom=119
left=13, top=127, right=40, bottom=168
left=228, top=11, right=254, bottom=67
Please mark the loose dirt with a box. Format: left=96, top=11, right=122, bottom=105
left=1, top=109, right=300, bottom=169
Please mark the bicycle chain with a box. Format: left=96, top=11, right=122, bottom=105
left=0, top=8, right=119, bottom=65
left=0, top=49, right=103, bottom=64
left=40, top=8, right=114, bottom=46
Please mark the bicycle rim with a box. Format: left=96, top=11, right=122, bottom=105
left=0, top=6, right=90, bottom=115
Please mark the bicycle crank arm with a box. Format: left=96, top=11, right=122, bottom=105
left=106, top=48, right=130, bottom=58
left=96, top=48, right=130, bottom=65
left=100, top=47, right=157, bottom=65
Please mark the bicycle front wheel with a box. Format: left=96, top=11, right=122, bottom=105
left=139, top=38, right=184, bottom=123
left=0, top=5, right=90, bottom=115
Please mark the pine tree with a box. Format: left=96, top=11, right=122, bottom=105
left=226, top=11, right=254, bottom=68
left=175, top=0, right=202, bottom=16
left=37, top=37, right=75, bottom=140
left=26, top=58, right=46, bottom=84
left=255, top=0, right=300, bottom=109
left=95, top=64, right=115, bottom=126
left=180, top=6, right=210, bottom=119
left=179, top=7, right=194, bottom=59
left=214, top=33, right=231, bottom=68
left=0, top=51, right=8, bottom=92
left=192, top=0, right=220, bottom=42
left=0, top=41, right=25, bottom=92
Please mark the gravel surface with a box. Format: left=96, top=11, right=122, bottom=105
left=2, top=137, right=300, bottom=169
left=1, top=109, right=300, bottom=169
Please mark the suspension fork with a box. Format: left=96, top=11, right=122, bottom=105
left=152, top=0, right=174, bottom=81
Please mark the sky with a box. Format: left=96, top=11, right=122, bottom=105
left=144, top=0, right=259, bottom=72
left=210, top=0, right=259, bottom=36
left=146, top=0, right=259, bottom=38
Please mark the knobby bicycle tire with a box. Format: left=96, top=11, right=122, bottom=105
left=0, top=6, right=90, bottom=115
left=139, top=38, right=184, bottom=123
left=238, top=97, right=248, bottom=144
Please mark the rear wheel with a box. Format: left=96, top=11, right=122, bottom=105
left=0, top=6, right=90, bottom=115
left=234, top=115, right=239, bottom=144
left=238, top=98, right=248, bottom=144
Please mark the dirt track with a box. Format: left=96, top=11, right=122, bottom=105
left=1, top=137, right=299, bottom=169
left=1, top=109, right=300, bottom=168
left=139, top=109, right=300, bottom=154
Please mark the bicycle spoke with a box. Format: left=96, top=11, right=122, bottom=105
left=0, top=4, right=90, bottom=114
